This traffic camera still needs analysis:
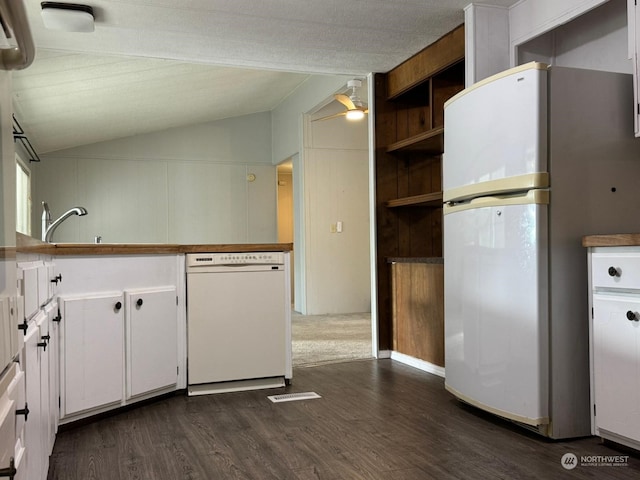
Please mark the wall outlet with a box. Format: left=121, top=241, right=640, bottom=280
left=336, top=221, right=343, bottom=233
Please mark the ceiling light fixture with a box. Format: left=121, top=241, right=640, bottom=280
left=345, top=109, right=365, bottom=121
left=41, top=2, right=95, bottom=32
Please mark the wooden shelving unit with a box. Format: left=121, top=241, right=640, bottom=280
left=386, top=192, right=443, bottom=208
left=386, top=127, right=444, bottom=155
left=373, top=25, right=464, bottom=358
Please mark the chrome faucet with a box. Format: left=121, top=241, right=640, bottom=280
left=42, top=201, right=88, bottom=243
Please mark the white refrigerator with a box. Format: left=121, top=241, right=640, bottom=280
left=443, top=62, right=640, bottom=439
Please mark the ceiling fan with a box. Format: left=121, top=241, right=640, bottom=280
left=314, top=79, right=368, bottom=121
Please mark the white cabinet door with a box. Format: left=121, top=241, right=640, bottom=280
left=630, top=0, right=640, bottom=136
left=0, top=298, right=11, bottom=373
left=7, top=363, right=26, bottom=471
left=36, top=314, right=50, bottom=476
left=36, top=264, right=49, bottom=310
left=125, top=287, right=177, bottom=398
left=23, top=319, right=44, bottom=480
left=592, top=294, right=640, bottom=442
left=0, top=364, right=16, bottom=480
left=45, top=303, right=59, bottom=452
left=60, top=293, right=124, bottom=417
left=20, top=264, right=39, bottom=322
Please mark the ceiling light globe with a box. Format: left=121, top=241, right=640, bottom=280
left=346, top=110, right=365, bottom=121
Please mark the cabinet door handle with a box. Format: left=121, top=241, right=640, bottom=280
left=0, top=457, right=16, bottom=479
left=17, top=319, right=28, bottom=336
left=16, top=403, right=29, bottom=421
left=136, top=298, right=143, bottom=307
left=626, top=310, right=638, bottom=321
left=37, top=341, right=47, bottom=351
left=115, top=301, right=122, bottom=311
left=608, top=266, right=620, bottom=277
left=53, top=312, right=62, bottom=323
left=41, top=334, right=50, bottom=341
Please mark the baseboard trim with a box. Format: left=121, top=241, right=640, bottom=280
left=376, top=349, right=392, bottom=359
left=390, top=351, right=445, bottom=378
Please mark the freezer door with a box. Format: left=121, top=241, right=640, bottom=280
left=443, top=62, right=548, bottom=198
left=444, top=200, right=549, bottom=427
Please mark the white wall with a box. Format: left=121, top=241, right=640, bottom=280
left=509, top=0, right=611, bottom=55
left=299, top=107, right=370, bottom=315
left=271, top=74, right=351, bottom=164
left=517, top=0, right=630, bottom=72
left=33, top=112, right=277, bottom=244
left=464, top=4, right=510, bottom=86
left=465, top=0, right=624, bottom=83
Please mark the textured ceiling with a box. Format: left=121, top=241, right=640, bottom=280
left=13, top=0, right=520, bottom=153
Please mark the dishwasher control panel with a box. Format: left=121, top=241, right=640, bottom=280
left=187, top=252, right=285, bottom=267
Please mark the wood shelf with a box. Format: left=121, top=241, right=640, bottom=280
left=386, top=192, right=443, bottom=208
left=386, top=127, right=444, bottom=155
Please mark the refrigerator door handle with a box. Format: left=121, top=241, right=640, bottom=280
left=443, top=172, right=549, bottom=203
left=443, top=189, right=549, bottom=215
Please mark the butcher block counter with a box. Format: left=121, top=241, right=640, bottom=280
left=16, top=232, right=293, bottom=255
left=582, top=233, right=640, bottom=247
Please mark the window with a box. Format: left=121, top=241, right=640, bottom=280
left=16, top=154, right=31, bottom=235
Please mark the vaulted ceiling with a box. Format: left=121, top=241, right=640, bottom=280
left=13, top=0, right=520, bottom=153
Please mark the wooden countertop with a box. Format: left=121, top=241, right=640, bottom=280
left=387, top=257, right=444, bottom=264
left=582, top=234, right=640, bottom=248
left=16, top=233, right=293, bottom=256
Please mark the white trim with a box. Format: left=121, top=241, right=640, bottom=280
left=377, top=349, right=392, bottom=359
left=444, top=62, right=548, bottom=109
left=390, top=351, right=445, bottom=378
left=446, top=383, right=549, bottom=428
left=367, top=72, right=379, bottom=360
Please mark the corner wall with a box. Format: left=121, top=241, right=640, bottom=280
left=32, top=112, right=277, bottom=244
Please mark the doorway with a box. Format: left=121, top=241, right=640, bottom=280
left=282, top=86, right=373, bottom=367
left=276, top=160, right=294, bottom=304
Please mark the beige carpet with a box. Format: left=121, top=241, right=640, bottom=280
left=292, top=311, right=372, bottom=367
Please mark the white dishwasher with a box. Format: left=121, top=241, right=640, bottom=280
left=186, top=252, right=291, bottom=395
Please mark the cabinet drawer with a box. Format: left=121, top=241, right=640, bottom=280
left=592, top=253, right=640, bottom=289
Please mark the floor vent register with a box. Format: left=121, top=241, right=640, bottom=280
left=268, top=392, right=321, bottom=403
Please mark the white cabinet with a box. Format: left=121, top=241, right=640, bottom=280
left=44, top=303, right=60, bottom=451
left=0, top=298, right=13, bottom=374
left=19, top=262, right=39, bottom=322
left=125, top=287, right=177, bottom=399
left=0, top=362, right=26, bottom=480
left=54, top=254, right=185, bottom=423
left=23, top=314, right=47, bottom=480
left=59, top=293, right=124, bottom=418
left=589, top=247, right=640, bottom=450
left=15, top=255, right=59, bottom=480
left=629, top=0, right=640, bottom=136
left=59, top=287, right=179, bottom=419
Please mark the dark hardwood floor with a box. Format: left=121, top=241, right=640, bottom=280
left=48, top=359, right=640, bottom=480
